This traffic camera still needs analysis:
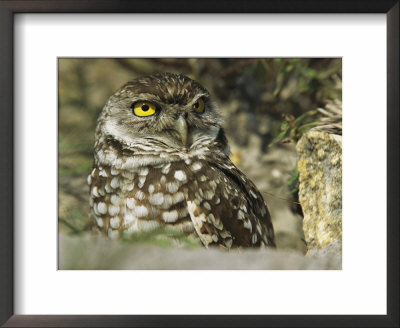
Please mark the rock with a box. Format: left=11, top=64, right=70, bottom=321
left=58, top=234, right=341, bottom=270
left=307, top=241, right=342, bottom=268
left=296, top=130, right=342, bottom=251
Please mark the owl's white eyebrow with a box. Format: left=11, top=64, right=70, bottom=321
left=131, top=94, right=160, bottom=102
left=193, top=93, right=208, bottom=102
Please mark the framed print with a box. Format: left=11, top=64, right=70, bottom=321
left=1, top=1, right=398, bottom=327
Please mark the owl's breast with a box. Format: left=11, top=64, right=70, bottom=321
left=88, top=154, right=274, bottom=248
left=88, top=160, right=200, bottom=240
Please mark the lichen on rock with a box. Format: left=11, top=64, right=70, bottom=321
left=296, top=130, right=342, bottom=251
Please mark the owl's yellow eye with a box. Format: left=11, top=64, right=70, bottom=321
left=192, top=98, right=205, bottom=113
left=132, top=102, right=157, bottom=117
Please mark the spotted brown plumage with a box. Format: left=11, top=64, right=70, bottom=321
left=88, top=72, right=275, bottom=248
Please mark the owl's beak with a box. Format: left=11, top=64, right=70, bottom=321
left=174, top=115, right=188, bottom=147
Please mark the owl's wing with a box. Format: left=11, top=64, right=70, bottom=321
left=186, top=199, right=234, bottom=248
left=185, top=157, right=275, bottom=248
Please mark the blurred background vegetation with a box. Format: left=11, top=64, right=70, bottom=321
left=58, top=58, right=341, bottom=263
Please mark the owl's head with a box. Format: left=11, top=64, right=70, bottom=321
left=96, top=73, right=228, bottom=155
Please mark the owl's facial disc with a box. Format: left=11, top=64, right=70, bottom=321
left=99, top=73, right=225, bottom=153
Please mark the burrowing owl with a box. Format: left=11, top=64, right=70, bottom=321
left=88, top=73, right=275, bottom=248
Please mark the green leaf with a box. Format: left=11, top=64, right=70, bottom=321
left=294, top=110, right=318, bottom=124
left=268, top=130, right=288, bottom=147
left=73, top=210, right=87, bottom=223
left=280, top=122, right=290, bottom=131
left=59, top=217, right=83, bottom=235
left=298, top=121, right=322, bottom=133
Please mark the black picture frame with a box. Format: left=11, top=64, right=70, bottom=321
left=0, top=1, right=398, bottom=327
